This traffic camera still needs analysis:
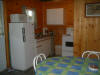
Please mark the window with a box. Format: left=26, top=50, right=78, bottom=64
left=22, top=6, right=37, bottom=29
left=47, top=8, right=64, bottom=25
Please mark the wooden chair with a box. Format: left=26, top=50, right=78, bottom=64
left=82, top=51, right=100, bottom=60
left=33, top=53, right=46, bottom=72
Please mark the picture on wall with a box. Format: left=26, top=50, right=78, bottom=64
left=86, top=3, right=100, bottom=17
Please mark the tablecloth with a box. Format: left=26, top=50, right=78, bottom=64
left=36, top=56, right=100, bottom=75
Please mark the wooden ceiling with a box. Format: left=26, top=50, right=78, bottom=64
left=40, top=0, right=71, bottom=2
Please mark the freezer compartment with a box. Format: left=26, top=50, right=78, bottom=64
left=10, top=14, right=27, bottom=23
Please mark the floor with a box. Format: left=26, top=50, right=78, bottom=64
left=0, top=68, right=35, bottom=75
left=0, top=56, right=55, bottom=75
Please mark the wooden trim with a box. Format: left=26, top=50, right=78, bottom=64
left=3, top=0, right=11, bottom=68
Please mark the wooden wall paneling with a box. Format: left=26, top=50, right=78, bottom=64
left=5, top=0, right=43, bottom=68
left=46, top=27, right=66, bottom=55
left=3, top=0, right=10, bottom=68
left=74, top=0, right=100, bottom=57
left=86, top=19, right=95, bottom=50
left=43, top=0, right=74, bottom=27
left=78, top=0, right=84, bottom=56
left=74, top=0, right=82, bottom=56
left=52, top=28, right=65, bottom=55
left=96, top=19, right=100, bottom=51
left=94, top=19, right=100, bottom=51
left=43, top=0, right=74, bottom=45
left=86, top=19, right=100, bottom=50
left=79, top=0, right=89, bottom=56
left=86, top=1, right=100, bottom=52
left=6, top=0, right=43, bottom=29
left=48, top=27, right=66, bottom=45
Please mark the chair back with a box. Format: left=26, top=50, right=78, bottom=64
left=82, top=51, right=100, bottom=60
left=33, top=53, right=46, bottom=72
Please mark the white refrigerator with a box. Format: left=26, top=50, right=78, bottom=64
left=9, top=23, right=36, bottom=71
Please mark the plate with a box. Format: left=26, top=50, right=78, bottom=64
left=88, top=64, right=98, bottom=72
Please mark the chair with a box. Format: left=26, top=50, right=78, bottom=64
left=82, top=51, right=100, bottom=60
left=33, top=53, right=46, bottom=72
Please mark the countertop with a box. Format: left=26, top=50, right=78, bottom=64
left=35, top=35, right=51, bottom=42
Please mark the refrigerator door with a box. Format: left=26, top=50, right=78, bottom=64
left=24, top=23, right=36, bottom=69
left=9, top=23, right=27, bottom=70
left=10, top=14, right=27, bottom=23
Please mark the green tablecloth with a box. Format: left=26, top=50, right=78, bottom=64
left=36, top=56, right=100, bottom=75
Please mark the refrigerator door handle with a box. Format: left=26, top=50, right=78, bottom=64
left=22, top=27, right=26, bottom=42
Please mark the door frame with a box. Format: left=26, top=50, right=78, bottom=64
left=3, top=0, right=10, bottom=68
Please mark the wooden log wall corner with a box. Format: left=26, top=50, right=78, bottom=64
left=3, top=0, right=11, bottom=68
left=74, top=0, right=100, bottom=57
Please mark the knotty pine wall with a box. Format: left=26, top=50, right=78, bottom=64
left=4, top=0, right=74, bottom=66
left=6, top=0, right=43, bottom=32
left=74, top=0, right=100, bottom=57
left=42, top=0, right=74, bottom=44
left=4, top=0, right=43, bottom=67
left=42, top=0, right=74, bottom=55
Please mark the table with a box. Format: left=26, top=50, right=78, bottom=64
left=36, top=56, right=100, bottom=75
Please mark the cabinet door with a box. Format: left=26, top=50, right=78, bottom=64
left=36, top=38, right=51, bottom=56
left=43, top=39, right=51, bottom=56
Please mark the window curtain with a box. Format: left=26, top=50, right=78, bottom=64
left=0, top=1, right=4, bottom=36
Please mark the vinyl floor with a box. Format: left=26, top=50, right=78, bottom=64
left=0, top=68, right=34, bottom=75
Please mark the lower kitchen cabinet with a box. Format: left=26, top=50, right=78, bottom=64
left=36, top=37, right=51, bottom=56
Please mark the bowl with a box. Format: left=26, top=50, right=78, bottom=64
left=88, top=64, right=99, bottom=72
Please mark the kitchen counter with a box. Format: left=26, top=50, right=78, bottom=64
left=36, top=35, right=51, bottom=42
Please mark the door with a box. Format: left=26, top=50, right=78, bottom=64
left=0, top=1, right=7, bottom=72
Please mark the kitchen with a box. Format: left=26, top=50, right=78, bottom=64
left=0, top=0, right=100, bottom=75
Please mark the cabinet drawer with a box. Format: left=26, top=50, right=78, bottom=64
left=37, top=49, right=48, bottom=56
left=37, top=48, right=44, bottom=53
left=36, top=42, right=43, bottom=47
left=36, top=37, right=51, bottom=56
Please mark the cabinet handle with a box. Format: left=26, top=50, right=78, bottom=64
left=22, top=27, right=26, bottom=42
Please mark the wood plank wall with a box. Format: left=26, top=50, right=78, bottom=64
left=42, top=0, right=74, bottom=45
left=3, top=0, right=10, bottom=68
left=6, top=0, right=43, bottom=32
left=74, top=0, right=100, bottom=57
left=4, top=0, right=74, bottom=66
left=4, top=0, right=43, bottom=67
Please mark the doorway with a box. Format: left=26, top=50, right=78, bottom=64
left=0, top=1, right=7, bottom=72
